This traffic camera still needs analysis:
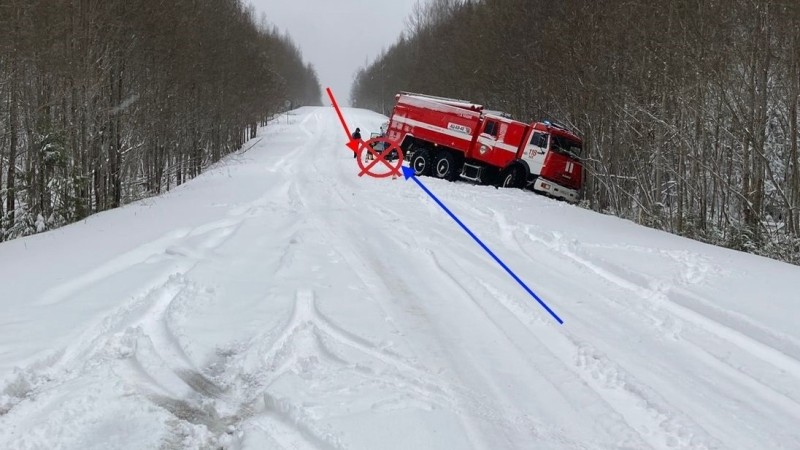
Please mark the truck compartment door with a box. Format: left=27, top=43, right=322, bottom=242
left=474, top=120, right=499, bottom=158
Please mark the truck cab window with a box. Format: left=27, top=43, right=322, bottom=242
left=550, top=135, right=582, bottom=157
left=484, top=121, right=498, bottom=137
left=531, top=132, right=549, bottom=148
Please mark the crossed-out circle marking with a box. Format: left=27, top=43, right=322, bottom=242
left=356, top=137, right=404, bottom=178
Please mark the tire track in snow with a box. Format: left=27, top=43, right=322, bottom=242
left=458, top=192, right=800, bottom=448
left=517, top=227, right=800, bottom=411
left=424, top=250, right=680, bottom=450
left=281, top=142, right=517, bottom=448
left=0, top=199, right=261, bottom=446
left=200, top=113, right=463, bottom=448
left=301, top=116, right=641, bottom=447
left=115, top=281, right=242, bottom=446
left=268, top=290, right=441, bottom=383
left=462, top=265, right=724, bottom=450
left=116, top=278, right=226, bottom=398
left=299, top=192, right=600, bottom=445
left=50, top=218, right=245, bottom=370
left=667, top=284, right=800, bottom=369
left=479, top=203, right=800, bottom=410
left=347, top=188, right=662, bottom=448
left=467, top=217, right=798, bottom=448
left=35, top=129, right=299, bottom=308
left=283, top=179, right=471, bottom=400
left=119, top=265, right=352, bottom=447
left=211, top=286, right=456, bottom=449
left=188, top=129, right=479, bottom=446
left=245, top=394, right=344, bottom=450
left=421, top=203, right=728, bottom=449
left=316, top=242, right=533, bottom=448
left=36, top=203, right=256, bottom=308
left=308, top=113, right=781, bottom=448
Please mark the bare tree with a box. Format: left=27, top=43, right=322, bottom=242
left=0, top=0, right=321, bottom=240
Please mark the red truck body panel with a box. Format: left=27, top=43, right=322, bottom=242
left=387, top=94, right=480, bottom=154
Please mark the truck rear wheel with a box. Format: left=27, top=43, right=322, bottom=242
left=411, top=149, right=432, bottom=176
left=433, top=152, right=457, bottom=180
left=500, top=166, right=523, bottom=189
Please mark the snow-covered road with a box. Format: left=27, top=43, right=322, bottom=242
left=1, top=107, right=798, bottom=449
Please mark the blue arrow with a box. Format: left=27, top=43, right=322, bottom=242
left=401, top=166, right=564, bottom=324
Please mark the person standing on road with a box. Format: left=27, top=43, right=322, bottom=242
left=352, top=128, right=361, bottom=158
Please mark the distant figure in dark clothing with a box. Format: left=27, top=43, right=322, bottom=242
left=352, top=128, right=361, bottom=158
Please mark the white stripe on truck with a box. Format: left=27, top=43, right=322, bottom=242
left=393, top=116, right=472, bottom=142
left=393, top=116, right=519, bottom=153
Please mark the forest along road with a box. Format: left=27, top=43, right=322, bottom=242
left=1, top=107, right=799, bottom=450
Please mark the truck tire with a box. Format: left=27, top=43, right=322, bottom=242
left=411, top=149, right=432, bottom=176
left=500, top=166, right=523, bottom=189
left=433, top=151, right=457, bottom=180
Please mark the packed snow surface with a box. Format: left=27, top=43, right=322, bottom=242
left=1, top=107, right=799, bottom=449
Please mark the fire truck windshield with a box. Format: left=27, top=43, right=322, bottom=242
left=550, top=135, right=582, bottom=158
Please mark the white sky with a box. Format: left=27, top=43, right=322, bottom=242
left=247, top=0, right=424, bottom=106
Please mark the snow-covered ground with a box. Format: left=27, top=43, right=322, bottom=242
left=1, top=107, right=799, bottom=449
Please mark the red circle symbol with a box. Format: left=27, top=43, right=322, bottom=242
left=356, top=138, right=404, bottom=178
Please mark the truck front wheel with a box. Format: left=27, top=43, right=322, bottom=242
left=411, top=149, right=432, bottom=176
left=433, top=152, right=457, bottom=180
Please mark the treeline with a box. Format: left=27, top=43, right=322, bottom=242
left=352, top=0, right=800, bottom=264
left=0, top=0, right=320, bottom=240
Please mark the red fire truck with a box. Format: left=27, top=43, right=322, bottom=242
left=385, top=92, right=583, bottom=202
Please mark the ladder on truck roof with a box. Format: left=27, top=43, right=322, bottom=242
left=483, top=109, right=513, bottom=119
left=398, top=91, right=483, bottom=111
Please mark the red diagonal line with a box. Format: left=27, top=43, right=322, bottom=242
left=326, top=87, right=351, bottom=139
left=358, top=145, right=384, bottom=176
left=359, top=144, right=395, bottom=176
left=376, top=147, right=402, bottom=176
left=381, top=156, right=402, bottom=176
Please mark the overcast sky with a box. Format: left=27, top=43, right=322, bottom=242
left=246, top=0, right=424, bottom=106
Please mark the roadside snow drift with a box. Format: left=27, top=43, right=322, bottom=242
left=1, top=107, right=799, bottom=449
